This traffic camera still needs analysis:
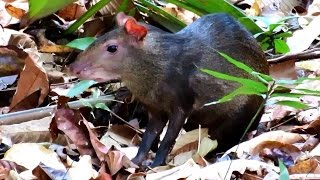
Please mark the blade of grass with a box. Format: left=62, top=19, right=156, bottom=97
left=64, top=0, right=112, bottom=34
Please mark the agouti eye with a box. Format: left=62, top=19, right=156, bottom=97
left=107, top=45, right=118, bottom=53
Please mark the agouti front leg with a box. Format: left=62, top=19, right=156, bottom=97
left=132, top=112, right=168, bottom=165
left=151, top=108, right=187, bottom=167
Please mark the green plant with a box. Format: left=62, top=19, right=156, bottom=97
left=201, top=51, right=320, bottom=145
left=254, top=17, right=294, bottom=54
left=201, top=51, right=320, bottom=109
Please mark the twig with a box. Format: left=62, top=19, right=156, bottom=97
left=0, top=95, right=114, bottom=125
left=267, top=48, right=320, bottom=64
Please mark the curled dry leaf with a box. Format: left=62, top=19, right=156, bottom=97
left=187, top=159, right=279, bottom=180
left=3, top=143, right=65, bottom=171
left=57, top=2, right=86, bottom=21
left=252, top=141, right=302, bottom=164
left=82, top=119, right=110, bottom=161
left=104, top=150, right=138, bottom=176
left=223, top=130, right=305, bottom=158
left=105, top=125, right=139, bottom=147
left=171, top=128, right=209, bottom=155
left=54, top=108, right=100, bottom=165
left=0, top=159, right=26, bottom=173
left=10, top=54, right=49, bottom=110
left=0, top=46, right=25, bottom=77
left=301, top=135, right=319, bottom=151
left=288, top=158, right=320, bottom=174
left=5, top=3, right=25, bottom=19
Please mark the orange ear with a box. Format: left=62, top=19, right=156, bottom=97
left=124, top=18, right=148, bottom=40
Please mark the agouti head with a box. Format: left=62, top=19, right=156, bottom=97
left=69, top=13, right=148, bottom=82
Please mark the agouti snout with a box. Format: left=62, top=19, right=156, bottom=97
left=70, top=12, right=269, bottom=167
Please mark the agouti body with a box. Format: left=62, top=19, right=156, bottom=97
left=69, top=13, right=269, bottom=167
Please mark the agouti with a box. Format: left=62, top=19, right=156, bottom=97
left=69, top=12, right=269, bottom=167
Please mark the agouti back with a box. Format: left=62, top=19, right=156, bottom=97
left=69, top=12, right=269, bottom=167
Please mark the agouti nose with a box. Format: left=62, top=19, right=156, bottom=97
left=69, top=63, right=82, bottom=75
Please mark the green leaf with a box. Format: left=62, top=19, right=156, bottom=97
left=274, top=32, right=293, bottom=39
left=206, top=85, right=263, bottom=105
left=278, top=159, right=290, bottom=180
left=251, top=72, right=274, bottom=83
left=64, top=0, right=112, bottom=34
left=135, top=0, right=186, bottom=32
left=67, top=80, right=98, bottom=97
left=294, top=88, right=320, bottom=95
left=275, top=100, right=309, bottom=109
left=261, top=42, right=270, bottom=51
left=117, top=0, right=131, bottom=13
left=166, top=0, right=262, bottom=34
left=269, top=23, right=285, bottom=32
left=271, top=93, right=309, bottom=98
left=66, top=37, right=96, bottom=50
left=79, top=98, right=94, bottom=108
left=218, top=52, right=254, bottom=73
left=28, top=0, right=75, bottom=22
left=95, top=102, right=111, bottom=111
left=201, top=68, right=268, bottom=93
left=274, top=39, right=290, bottom=54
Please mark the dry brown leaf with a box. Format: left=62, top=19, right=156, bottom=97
left=0, top=45, right=25, bottom=77
left=171, top=128, right=208, bottom=155
left=10, top=55, right=49, bottom=110
left=223, top=131, right=305, bottom=158
left=188, top=159, right=279, bottom=180
left=252, top=141, right=302, bottom=162
left=57, top=2, right=85, bottom=21
left=54, top=108, right=100, bottom=165
left=95, top=172, right=113, bottom=180
left=3, top=143, right=65, bottom=171
left=5, top=3, right=25, bottom=19
left=104, top=150, right=138, bottom=176
left=288, top=158, right=320, bottom=174
left=39, top=44, right=73, bottom=53
left=82, top=119, right=110, bottom=162
left=106, top=125, right=138, bottom=146
left=301, top=135, right=319, bottom=151
left=0, top=116, right=67, bottom=145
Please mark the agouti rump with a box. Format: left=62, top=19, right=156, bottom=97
left=69, top=12, right=269, bottom=167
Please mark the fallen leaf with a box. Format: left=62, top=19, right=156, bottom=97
left=10, top=55, right=49, bottom=110
left=187, top=159, right=279, bottom=180
left=104, top=150, right=138, bottom=176
left=3, top=143, right=65, bottom=171
left=66, top=155, right=98, bottom=179
left=5, top=3, right=25, bottom=19
left=171, top=128, right=209, bottom=155
left=57, top=2, right=86, bottom=21
left=288, top=158, right=320, bottom=174
left=53, top=108, right=100, bottom=165
left=223, top=131, right=305, bottom=158
left=287, top=16, right=320, bottom=53
left=0, top=45, right=25, bottom=77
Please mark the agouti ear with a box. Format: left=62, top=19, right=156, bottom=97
left=116, top=12, right=129, bottom=27
left=124, top=18, right=148, bottom=40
